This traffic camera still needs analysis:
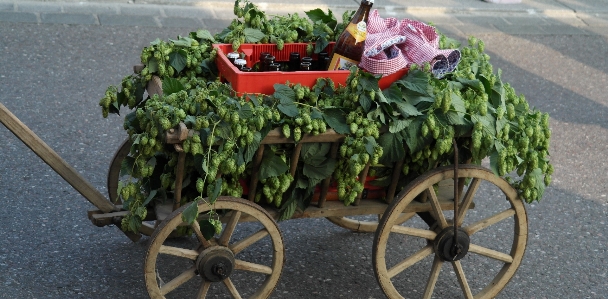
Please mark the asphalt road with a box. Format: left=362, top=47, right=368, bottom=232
left=0, top=20, right=607, bottom=299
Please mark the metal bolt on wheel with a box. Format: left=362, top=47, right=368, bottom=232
left=373, top=165, right=528, bottom=299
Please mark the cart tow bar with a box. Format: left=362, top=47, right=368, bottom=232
left=0, top=103, right=118, bottom=213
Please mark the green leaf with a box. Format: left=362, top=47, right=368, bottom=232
left=394, top=101, right=421, bottom=117
left=378, top=132, right=405, bottom=164
left=169, top=50, right=187, bottom=73
left=244, top=132, right=262, bottom=163
left=363, top=136, right=377, bottom=155
left=367, top=105, right=386, bottom=124
left=162, top=78, right=185, bottom=95
left=259, top=148, right=289, bottom=180
left=404, top=118, right=430, bottom=153
left=305, top=8, right=337, bottom=28
left=359, top=74, right=380, bottom=91
left=198, top=219, right=217, bottom=240
left=184, top=115, right=197, bottom=127
left=274, top=84, right=299, bottom=117
left=359, top=93, right=372, bottom=112
left=456, top=78, right=485, bottom=92
left=322, top=108, right=350, bottom=134
left=389, top=118, right=413, bottom=133
left=196, top=29, right=215, bottom=42
left=209, top=179, right=222, bottom=203
left=301, top=143, right=330, bottom=161
left=182, top=202, right=199, bottom=224
left=120, top=156, right=135, bottom=176
left=239, top=104, right=253, bottom=119
left=489, top=150, right=500, bottom=176
left=243, top=28, right=266, bottom=43
left=147, top=57, right=159, bottom=73
left=277, top=198, right=298, bottom=221
left=396, top=70, right=431, bottom=96
left=381, top=85, right=402, bottom=104
left=303, top=157, right=336, bottom=180
left=451, top=92, right=466, bottom=114
left=314, top=37, right=329, bottom=54
left=530, top=168, right=546, bottom=195
left=142, top=190, right=158, bottom=206
left=215, top=122, right=232, bottom=139
left=491, top=78, right=506, bottom=110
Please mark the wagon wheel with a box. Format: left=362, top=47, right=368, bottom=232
left=144, top=196, right=285, bottom=299
left=373, top=164, right=527, bottom=299
left=107, top=138, right=131, bottom=204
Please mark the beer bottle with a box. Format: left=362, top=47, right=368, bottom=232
left=326, top=0, right=374, bottom=71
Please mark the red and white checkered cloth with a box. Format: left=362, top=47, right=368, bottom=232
left=359, top=10, right=460, bottom=78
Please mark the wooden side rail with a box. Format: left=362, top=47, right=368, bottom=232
left=0, top=103, right=118, bottom=213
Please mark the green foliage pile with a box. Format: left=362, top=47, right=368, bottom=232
left=99, top=0, right=552, bottom=236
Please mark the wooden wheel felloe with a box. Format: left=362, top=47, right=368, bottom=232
left=107, top=138, right=131, bottom=204
left=144, top=196, right=285, bottom=299
left=373, top=165, right=528, bottom=299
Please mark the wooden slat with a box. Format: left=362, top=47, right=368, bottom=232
left=388, top=245, right=433, bottom=278
left=261, top=128, right=344, bottom=144
left=464, top=208, right=516, bottom=235
left=0, top=103, right=116, bottom=213
left=468, top=243, right=514, bottom=263
left=159, top=266, right=197, bottom=295
left=390, top=226, right=437, bottom=240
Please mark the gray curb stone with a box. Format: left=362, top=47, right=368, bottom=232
left=41, top=12, right=98, bottom=24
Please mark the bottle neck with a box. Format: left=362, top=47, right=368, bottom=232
left=351, top=1, right=373, bottom=24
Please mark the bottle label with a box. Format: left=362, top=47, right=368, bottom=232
left=327, top=53, right=359, bottom=71
left=345, top=21, right=367, bottom=44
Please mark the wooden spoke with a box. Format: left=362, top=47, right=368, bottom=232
left=427, top=187, right=448, bottom=229
left=223, top=278, right=242, bottom=299
left=422, top=255, right=443, bottom=299
left=159, top=245, right=199, bottom=260
left=464, top=208, right=516, bottom=235
left=391, top=225, right=437, bottom=240
left=456, top=178, right=480, bottom=226
left=452, top=261, right=474, bottom=299
left=234, top=259, right=273, bottom=275
left=192, top=220, right=214, bottom=248
left=196, top=281, right=211, bottom=299
left=229, top=228, right=269, bottom=255
left=468, top=243, right=514, bottom=264
left=388, top=245, right=433, bottom=279
left=219, top=211, right=242, bottom=246
left=159, top=266, right=197, bottom=295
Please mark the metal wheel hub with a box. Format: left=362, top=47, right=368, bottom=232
left=433, top=226, right=470, bottom=261
left=196, top=246, right=235, bottom=282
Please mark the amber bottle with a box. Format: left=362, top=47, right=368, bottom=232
left=326, top=0, right=374, bottom=71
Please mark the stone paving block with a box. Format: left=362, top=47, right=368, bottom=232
left=455, top=15, right=510, bottom=27
left=578, top=13, right=608, bottom=26
left=211, top=7, right=235, bottom=19
left=501, top=16, right=552, bottom=26
left=412, top=14, right=464, bottom=25
left=98, top=14, right=159, bottom=27
left=162, top=6, right=215, bottom=19
left=494, top=24, right=547, bottom=35
left=544, top=16, right=588, bottom=27
left=17, top=2, right=62, bottom=13
left=540, top=24, right=590, bottom=35
left=160, top=17, right=203, bottom=28
left=453, top=23, right=501, bottom=35
left=63, top=3, right=119, bottom=15
left=41, top=13, right=97, bottom=25
left=0, top=11, right=38, bottom=23
left=119, top=5, right=163, bottom=16
left=0, top=3, right=14, bottom=11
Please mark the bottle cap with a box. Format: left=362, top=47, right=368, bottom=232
left=234, top=58, right=247, bottom=69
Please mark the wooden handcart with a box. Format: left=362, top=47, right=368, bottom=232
left=0, top=70, right=527, bottom=298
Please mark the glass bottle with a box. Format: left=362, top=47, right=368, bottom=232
left=326, top=0, right=374, bottom=71
left=234, top=59, right=247, bottom=70
left=289, top=52, right=301, bottom=72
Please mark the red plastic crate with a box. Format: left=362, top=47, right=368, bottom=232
left=213, top=43, right=408, bottom=96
